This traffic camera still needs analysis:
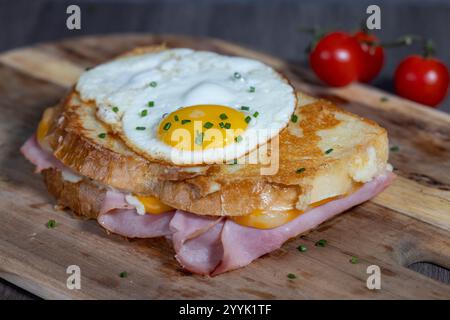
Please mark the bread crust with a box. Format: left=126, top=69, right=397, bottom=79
left=39, top=46, right=389, bottom=217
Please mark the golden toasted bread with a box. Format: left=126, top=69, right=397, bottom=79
left=43, top=91, right=388, bottom=217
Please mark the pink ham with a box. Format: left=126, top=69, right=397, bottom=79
left=20, top=135, right=62, bottom=172
left=99, top=190, right=134, bottom=214
left=170, top=211, right=224, bottom=274
left=98, top=209, right=175, bottom=238
left=212, top=170, right=396, bottom=275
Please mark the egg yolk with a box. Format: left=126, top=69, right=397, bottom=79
left=158, top=105, right=248, bottom=151
left=135, top=195, right=174, bottom=214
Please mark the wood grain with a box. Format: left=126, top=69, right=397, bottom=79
left=0, top=34, right=449, bottom=299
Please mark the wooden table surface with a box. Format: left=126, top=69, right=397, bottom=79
left=1, top=34, right=450, bottom=300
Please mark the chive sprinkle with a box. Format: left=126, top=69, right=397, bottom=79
left=219, top=122, right=225, bottom=128
left=390, top=146, right=400, bottom=152
left=325, top=148, right=333, bottom=154
left=195, top=131, right=204, bottom=145
left=235, top=135, right=243, bottom=143
left=181, top=119, right=191, bottom=125
left=291, top=114, right=298, bottom=123
left=249, top=86, right=256, bottom=93
left=297, top=245, right=307, bottom=252
left=380, top=96, right=389, bottom=102
left=244, top=116, right=252, bottom=124
left=46, top=219, right=56, bottom=229
left=224, top=123, right=231, bottom=129
left=174, top=115, right=179, bottom=122
left=140, top=109, right=148, bottom=117
left=315, top=239, right=328, bottom=247
left=287, top=273, right=297, bottom=279
left=98, top=133, right=106, bottom=139
left=296, top=167, right=305, bottom=174
left=119, top=271, right=128, bottom=278
left=147, top=101, right=155, bottom=107
left=219, top=113, right=228, bottom=120
left=135, top=126, right=146, bottom=130
left=233, top=72, right=242, bottom=79
left=112, top=106, right=119, bottom=113
left=253, top=111, right=259, bottom=118
left=204, top=122, right=213, bottom=129
left=149, top=81, right=157, bottom=88
left=241, top=106, right=250, bottom=111
left=163, top=122, right=172, bottom=131
left=350, top=256, right=359, bottom=264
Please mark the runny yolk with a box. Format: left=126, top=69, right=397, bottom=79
left=158, top=105, right=248, bottom=151
left=232, top=196, right=343, bottom=229
left=135, top=195, right=174, bottom=215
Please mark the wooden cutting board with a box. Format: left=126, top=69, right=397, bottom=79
left=0, top=34, right=449, bottom=299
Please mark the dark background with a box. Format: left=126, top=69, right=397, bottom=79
left=0, top=0, right=449, bottom=299
left=0, top=0, right=449, bottom=112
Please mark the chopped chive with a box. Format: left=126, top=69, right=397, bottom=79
left=149, top=81, right=157, bottom=88
left=119, top=271, right=128, bottom=278
left=204, top=122, right=214, bottom=129
left=140, top=109, right=148, bottom=117
left=380, top=96, right=389, bottom=102
left=46, top=219, right=56, bottom=229
left=350, top=256, right=359, bottom=264
left=163, top=122, right=172, bottom=131
left=98, top=133, right=106, bottom=139
left=235, top=135, right=243, bottom=143
left=174, top=115, right=179, bottom=122
left=315, top=239, right=328, bottom=247
left=112, top=106, right=119, bottom=113
left=287, top=273, right=297, bottom=279
left=325, top=148, right=333, bottom=155
left=253, top=111, right=259, bottom=118
left=219, top=113, right=228, bottom=120
left=390, top=146, right=400, bottom=152
left=219, top=122, right=225, bottom=128
left=233, top=72, right=241, bottom=79
left=231, top=159, right=238, bottom=165
left=291, top=114, right=298, bottom=123
left=241, top=106, right=250, bottom=111
left=249, top=86, right=255, bottom=93
left=296, top=167, right=305, bottom=174
left=297, top=245, right=307, bottom=252
left=244, top=116, right=252, bottom=124
left=224, top=123, right=231, bottom=129
left=181, top=119, right=191, bottom=125
left=135, top=126, right=146, bottom=131
left=147, top=101, right=155, bottom=107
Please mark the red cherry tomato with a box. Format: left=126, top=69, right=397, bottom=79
left=309, top=31, right=362, bottom=87
left=353, top=31, right=385, bottom=83
left=394, top=55, right=449, bottom=107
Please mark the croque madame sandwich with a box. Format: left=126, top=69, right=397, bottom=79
left=21, top=46, right=395, bottom=275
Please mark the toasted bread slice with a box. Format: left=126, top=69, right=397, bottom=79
left=43, top=88, right=388, bottom=216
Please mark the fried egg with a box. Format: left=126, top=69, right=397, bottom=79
left=76, top=49, right=296, bottom=164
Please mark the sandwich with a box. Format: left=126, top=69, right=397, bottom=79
left=21, top=46, right=395, bottom=275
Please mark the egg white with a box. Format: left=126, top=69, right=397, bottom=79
left=76, top=49, right=296, bottom=164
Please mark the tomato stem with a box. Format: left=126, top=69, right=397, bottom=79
left=423, top=39, right=435, bottom=58
left=299, top=26, right=327, bottom=53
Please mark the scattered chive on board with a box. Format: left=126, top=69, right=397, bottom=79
left=325, top=148, right=333, bottom=154
left=291, top=114, right=298, bottom=123
left=46, top=219, right=56, bottom=229
left=297, top=245, right=307, bottom=252
left=119, top=271, right=128, bottom=278
left=296, top=167, right=305, bottom=174
left=350, top=256, right=359, bottom=264
left=390, top=146, right=400, bottom=152
left=98, top=133, right=106, bottom=139
left=287, top=273, right=297, bottom=279
left=315, top=239, right=328, bottom=247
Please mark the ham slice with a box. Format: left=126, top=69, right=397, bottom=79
left=170, top=211, right=224, bottom=274
left=212, top=170, right=395, bottom=275
left=98, top=209, right=175, bottom=238
left=22, top=134, right=395, bottom=275
left=20, top=135, right=62, bottom=172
